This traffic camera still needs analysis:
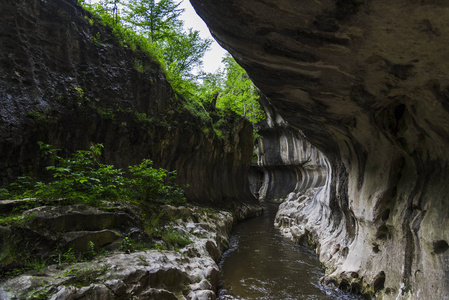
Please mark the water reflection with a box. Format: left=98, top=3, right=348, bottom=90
left=218, top=203, right=362, bottom=300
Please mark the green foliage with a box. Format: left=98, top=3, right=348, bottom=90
left=197, top=71, right=224, bottom=105
left=27, top=289, right=53, bottom=300
left=63, top=266, right=104, bottom=288
left=77, top=1, right=262, bottom=138
left=1, top=176, right=37, bottom=200
left=27, top=108, right=56, bottom=124
left=80, top=1, right=167, bottom=67
left=161, top=227, right=192, bottom=250
left=128, top=159, right=186, bottom=204
left=160, top=28, right=212, bottom=78
left=55, top=248, right=78, bottom=268
left=0, top=213, right=33, bottom=227
left=152, top=244, right=167, bottom=251
left=194, top=54, right=265, bottom=138
left=80, top=0, right=210, bottom=80
left=77, top=0, right=265, bottom=139
left=123, top=0, right=184, bottom=43
left=87, top=241, right=97, bottom=258
left=134, top=111, right=153, bottom=124
left=33, top=142, right=124, bottom=205
left=184, top=99, right=212, bottom=124
left=0, top=240, right=48, bottom=280
left=120, top=236, right=135, bottom=252
left=97, top=107, right=116, bottom=119
left=0, top=143, right=186, bottom=205
left=216, top=54, right=265, bottom=124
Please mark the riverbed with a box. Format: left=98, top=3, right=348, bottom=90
left=218, top=202, right=363, bottom=300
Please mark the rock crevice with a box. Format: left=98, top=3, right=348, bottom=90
left=191, top=0, right=449, bottom=298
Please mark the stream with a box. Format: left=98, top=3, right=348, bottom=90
left=218, top=202, right=363, bottom=300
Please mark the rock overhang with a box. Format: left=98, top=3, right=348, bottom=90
left=190, top=0, right=449, bottom=298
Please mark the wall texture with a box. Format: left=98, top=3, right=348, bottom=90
left=190, top=0, right=449, bottom=298
left=249, top=96, right=327, bottom=201
left=0, top=0, right=257, bottom=207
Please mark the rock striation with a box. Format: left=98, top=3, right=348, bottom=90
left=191, top=0, right=449, bottom=299
left=0, top=0, right=256, bottom=207
left=249, top=96, right=328, bottom=201
left=0, top=203, right=261, bottom=299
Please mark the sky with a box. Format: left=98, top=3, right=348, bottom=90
left=87, top=0, right=228, bottom=74
left=178, top=0, right=228, bottom=74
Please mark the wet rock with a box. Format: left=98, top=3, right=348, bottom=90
left=50, top=285, right=115, bottom=300
left=62, top=230, right=120, bottom=252
left=191, top=0, right=449, bottom=298
left=187, top=290, right=216, bottom=300
left=0, top=204, right=258, bottom=299
left=23, top=205, right=136, bottom=234
left=189, top=279, right=212, bottom=291
left=139, top=288, right=178, bottom=300
left=103, top=279, right=127, bottom=297
left=249, top=96, right=328, bottom=202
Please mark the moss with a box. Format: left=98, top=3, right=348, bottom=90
left=162, top=228, right=192, bottom=250
left=27, top=289, right=54, bottom=300
left=96, top=107, right=116, bottom=120
left=63, top=266, right=106, bottom=288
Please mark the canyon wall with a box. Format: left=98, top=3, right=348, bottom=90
left=249, top=96, right=328, bottom=201
left=0, top=0, right=257, bottom=207
left=191, top=0, right=449, bottom=299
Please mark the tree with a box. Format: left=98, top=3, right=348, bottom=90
left=120, top=0, right=211, bottom=80
left=216, top=54, right=265, bottom=123
left=160, top=28, right=212, bottom=78
left=197, top=70, right=224, bottom=105
left=96, top=0, right=121, bottom=23
left=79, top=0, right=211, bottom=97
left=124, top=0, right=184, bottom=43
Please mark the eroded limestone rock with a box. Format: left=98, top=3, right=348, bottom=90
left=249, top=96, right=328, bottom=201
left=0, top=204, right=257, bottom=299
left=191, top=0, right=449, bottom=298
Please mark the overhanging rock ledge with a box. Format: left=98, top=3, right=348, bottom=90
left=190, top=0, right=449, bottom=299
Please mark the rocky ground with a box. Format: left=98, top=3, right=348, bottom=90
left=0, top=200, right=261, bottom=300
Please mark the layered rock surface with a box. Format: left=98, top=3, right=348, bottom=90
left=0, top=0, right=256, bottom=206
left=0, top=0, right=262, bottom=297
left=249, top=96, right=328, bottom=201
left=0, top=203, right=261, bottom=299
left=191, top=0, right=449, bottom=299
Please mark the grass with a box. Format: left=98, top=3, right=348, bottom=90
left=162, top=228, right=192, bottom=250
left=63, top=266, right=106, bottom=288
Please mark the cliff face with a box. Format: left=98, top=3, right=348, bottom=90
left=249, top=96, right=327, bottom=201
left=0, top=0, right=256, bottom=206
left=191, top=0, right=449, bottom=298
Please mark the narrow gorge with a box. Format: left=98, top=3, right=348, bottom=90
left=0, top=0, right=448, bottom=299
left=190, top=0, right=449, bottom=299
left=0, top=0, right=261, bottom=298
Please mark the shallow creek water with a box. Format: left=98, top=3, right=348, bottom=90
left=218, top=202, right=362, bottom=300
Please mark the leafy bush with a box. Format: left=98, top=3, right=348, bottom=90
left=128, top=159, right=185, bottom=203
left=0, top=143, right=186, bottom=205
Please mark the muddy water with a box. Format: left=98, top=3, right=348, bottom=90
left=218, top=202, right=362, bottom=300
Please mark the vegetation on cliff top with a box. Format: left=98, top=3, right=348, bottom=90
left=78, top=0, right=265, bottom=127
left=0, top=0, right=258, bottom=286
